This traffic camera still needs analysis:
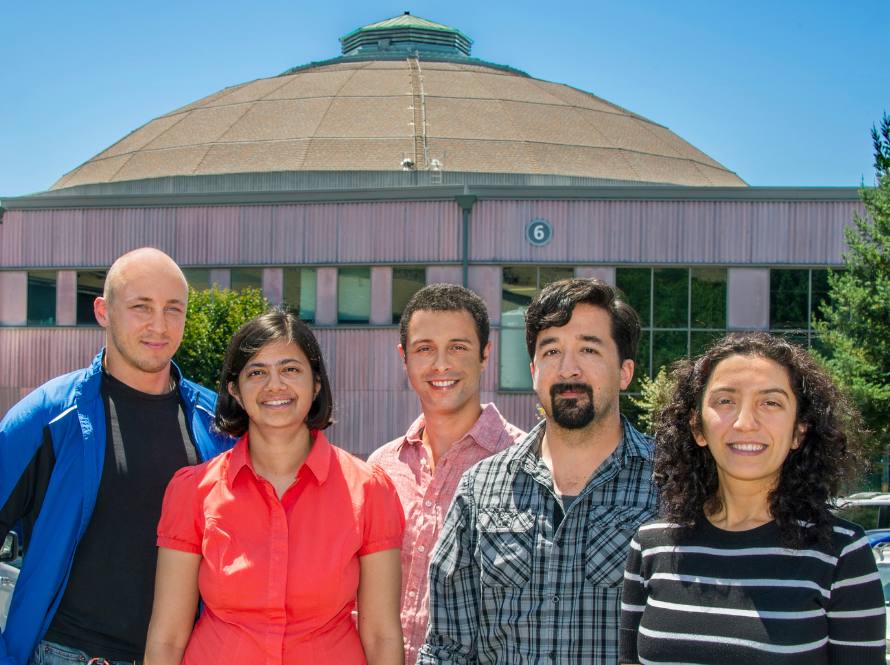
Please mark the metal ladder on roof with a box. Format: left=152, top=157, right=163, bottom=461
left=407, top=55, right=429, bottom=171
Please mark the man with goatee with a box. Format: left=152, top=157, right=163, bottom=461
left=419, top=278, right=657, bottom=665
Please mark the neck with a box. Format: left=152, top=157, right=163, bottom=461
left=707, top=476, right=775, bottom=531
left=541, top=413, right=623, bottom=495
left=103, top=354, right=173, bottom=395
left=247, top=423, right=313, bottom=489
left=420, top=402, right=484, bottom=467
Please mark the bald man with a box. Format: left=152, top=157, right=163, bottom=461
left=0, top=248, right=233, bottom=665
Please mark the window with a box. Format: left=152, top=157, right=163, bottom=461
left=500, top=266, right=574, bottom=390
left=392, top=267, right=426, bottom=324
left=230, top=268, right=263, bottom=292
left=338, top=267, right=371, bottom=324
left=617, top=267, right=727, bottom=391
left=27, top=271, right=56, bottom=326
left=182, top=268, right=211, bottom=291
left=770, top=269, right=830, bottom=347
left=283, top=267, right=317, bottom=322
left=76, top=270, right=107, bottom=325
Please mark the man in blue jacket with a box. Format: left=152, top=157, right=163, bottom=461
left=0, top=248, right=233, bottom=665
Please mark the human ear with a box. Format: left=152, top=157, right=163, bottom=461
left=690, top=415, right=708, bottom=448
left=93, top=297, right=110, bottom=328
left=618, top=359, right=634, bottom=391
left=227, top=381, right=243, bottom=408
left=791, top=423, right=807, bottom=449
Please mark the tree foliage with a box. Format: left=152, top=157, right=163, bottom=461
left=628, top=366, right=676, bottom=436
left=814, top=113, right=890, bottom=463
left=175, top=286, right=269, bottom=390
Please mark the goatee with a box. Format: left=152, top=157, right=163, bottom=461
left=549, top=382, right=595, bottom=429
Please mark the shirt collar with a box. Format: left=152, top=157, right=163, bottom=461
left=226, top=429, right=333, bottom=488
left=399, top=403, right=507, bottom=454
left=508, top=414, right=652, bottom=474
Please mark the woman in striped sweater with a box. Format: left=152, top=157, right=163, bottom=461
left=620, top=332, right=885, bottom=665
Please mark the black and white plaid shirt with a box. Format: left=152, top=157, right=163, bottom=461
left=418, top=417, right=657, bottom=664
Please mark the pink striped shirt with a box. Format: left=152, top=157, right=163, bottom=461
left=368, top=403, right=525, bottom=665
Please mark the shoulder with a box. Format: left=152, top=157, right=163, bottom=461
left=178, top=375, right=218, bottom=411
left=827, top=515, right=871, bottom=554
left=632, top=518, right=687, bottom=547
left=331, top=444, right=395, bottom=488
left=366, top=435, right=404, bottom=467
left=2, top=365, right=95, bottom=430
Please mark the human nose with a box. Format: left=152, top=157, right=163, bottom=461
left=557, top=350, right=581, bottom=379
left=433, top=348, right=450, bottom=372
left=146, top=308, right=167, bottom=334
left=732, top=400, right=758, bottom=431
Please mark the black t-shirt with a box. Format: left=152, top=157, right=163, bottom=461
left=45, top=371, right=197, bottom=660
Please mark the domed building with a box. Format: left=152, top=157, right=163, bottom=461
left=0, top=14, right=861, bottom=452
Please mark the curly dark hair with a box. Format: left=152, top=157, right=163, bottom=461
left=654, top=332, right=864, bottom=547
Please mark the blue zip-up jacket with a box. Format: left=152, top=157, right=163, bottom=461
left=0, top=351, right=233, bottom=665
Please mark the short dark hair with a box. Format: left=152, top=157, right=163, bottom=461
left=654, top=332, right=864, bottom=548
left=215, top=307, right=334, bottom=437
left=399, top=283, right=490, bottom=360
left=524, top=278, right=641, bottom=363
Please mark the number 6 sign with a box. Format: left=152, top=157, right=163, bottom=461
left=525, top=218, right=553, bottom=247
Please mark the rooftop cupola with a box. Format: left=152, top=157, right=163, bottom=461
left=339, top=12, right=473, bottom=58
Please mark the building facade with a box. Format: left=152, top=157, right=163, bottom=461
left=0, top=15, right=861, bottom=455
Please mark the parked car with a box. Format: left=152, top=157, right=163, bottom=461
left=0, top=532, right=21, bottom=631
left=835, top=493, right=890, bottom=530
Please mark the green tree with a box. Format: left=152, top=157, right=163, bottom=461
left=628, top=366, right=676, bottom=435
left=175, top=286, right=269, bottom=390
left=814, top=113, right=890, bottom=467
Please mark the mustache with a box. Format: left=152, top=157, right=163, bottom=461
left=550, top=383, right=593, bottom=400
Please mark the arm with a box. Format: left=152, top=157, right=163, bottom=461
left=417, top=481, right=480, bottom=665
left=618, top=535, right=646, bottom=665
left=826, top=530, right=886, bottom=663
left=357, top=548, right=404, bottom=665
left=144, top=548, right=201, bottom=665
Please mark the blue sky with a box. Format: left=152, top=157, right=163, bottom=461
left=1, top=1, right=887, bottom=196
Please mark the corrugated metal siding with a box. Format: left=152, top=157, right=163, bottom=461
left=0, top=202, right=461, bottom=268
left=471, top=199, right=862, bottom=264
left=0, top=328, right=105, bottom=411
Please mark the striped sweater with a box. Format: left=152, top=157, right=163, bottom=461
left=619, top=516, right=886, bottom=665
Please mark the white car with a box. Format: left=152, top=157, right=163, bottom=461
left=0, top=533, right=21, bottom=631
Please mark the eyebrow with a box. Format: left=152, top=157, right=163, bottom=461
left=538, top=334, right=604, bottom=347
left=411, top=336, right=475, bottom=345
left=244, top=358, right=305, bottom=369
left=710, top=386, right=791, bottom=398
left=127, top=296, right=187, bottom=306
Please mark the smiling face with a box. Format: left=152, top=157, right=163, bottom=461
left=531, top=303, right=634, bottom=431
left=93, top=250, right=188, bottom=392
left=228, top=339, right=319, bottom=437
left=400, top=308, right=490, bottom=420
left=694, top=353, right=805, bottom=492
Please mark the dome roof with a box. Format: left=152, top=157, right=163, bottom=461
left=51, top=14, right=745, bottom=191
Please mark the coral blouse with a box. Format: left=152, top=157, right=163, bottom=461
left=157, top=431, right=405, bottom=665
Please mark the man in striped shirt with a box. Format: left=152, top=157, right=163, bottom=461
left=419, top=278, right=658, bottom=664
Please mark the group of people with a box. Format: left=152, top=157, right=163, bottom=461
left=0, top=246, right=885, bottom=665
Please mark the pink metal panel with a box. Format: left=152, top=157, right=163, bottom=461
left=56, top=271, right=77, bottom=325
left=0, top=272, right=27, bottom=325
left=471, top=199, right=861, bottom=264
left=468, top=266, right=502, bottom=326
left=0, top=327, right=104, bottom=387
left=369, top=267, right=393, bottom=326
left=1, top=202, right=461, bottom=269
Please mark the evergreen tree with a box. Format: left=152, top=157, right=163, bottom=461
left=815, top=113, right=890, bottom=467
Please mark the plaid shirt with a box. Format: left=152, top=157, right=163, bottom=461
left=418, top=417, right=657, bottom=665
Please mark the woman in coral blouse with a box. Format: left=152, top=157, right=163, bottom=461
left=144, top=308, right=405, bottom=665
